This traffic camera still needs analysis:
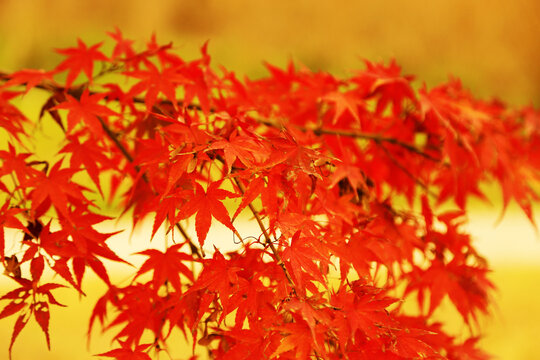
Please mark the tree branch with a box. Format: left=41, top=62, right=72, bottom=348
left=98, top=116, right=202, bottom=259
left=256, top=118, right=441, bottom=162
left=1, top=71, right=439, bottom=164
left=232, top=177, right=297, bottom=295
left=0, top=71, right=203, bottom=258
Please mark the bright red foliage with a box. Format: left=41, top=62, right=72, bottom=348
left=0, top=31, right=538, bottom=360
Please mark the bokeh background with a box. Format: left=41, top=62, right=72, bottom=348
left=0, top=1, right=539, bottom=359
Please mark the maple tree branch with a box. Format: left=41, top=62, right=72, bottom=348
left=96, top=116, right=134, bottom=163
left=96, top=115, right=202, bottom=259
left=175, top=223, right=201, bottom=259
left=256, top=118, right=441, bottom=162
left=0, top=71, right=205, bottom=113
left=232, top=177, right=297, bottom=294
left=0, top=72, right=204, bottom=259
left=313, top=127, right=440, bottom=162
left=0, top=71, right=437, bottom=165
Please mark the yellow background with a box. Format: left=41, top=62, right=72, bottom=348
left=0, top=1, right=539, bottom=359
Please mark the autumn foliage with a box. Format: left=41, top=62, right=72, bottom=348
left=0, top=31, right=539, bottom=359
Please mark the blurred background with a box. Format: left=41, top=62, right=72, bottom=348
left=0, top=1, right=539, bottom=359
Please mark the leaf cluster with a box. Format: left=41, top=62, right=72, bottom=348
left=0, top=30, right=538, bottom=359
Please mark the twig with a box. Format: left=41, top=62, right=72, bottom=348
left=232, top=177, right=297, bottom=295
left=0, top=71, right=203, bottom=258
left=97, top=115, right=202, bottom=258
left=2, top=71, right=439, bottom=164
left=0, top=71, right=205, bottom=112
left=257, top=118, right=441, bottom=162
left=96, top=116, right=134, bottom=163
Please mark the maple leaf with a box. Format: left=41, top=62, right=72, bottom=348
left=406, top=258, right=494, bottom=324
left=103, top=283, right=167, bottom=346
left=60, top=135, right=111, bottom=192
left=284, top=298, right=331, bottom=340
left=323, top=90, right=363, bottom=125
left=330, top=281, right=398, bottom=344
left=125, top=61, right=184, bottom=110
left=177, top=181, right=238, bottom=247
left=272, top=318, right=327, bottom=360
left=232, top=176, right=265, bottom=219
left=353, top=59, right=417, bottom=116
left=186, top=250, right=243, bottom=320
left=263, top=132, right=328, bottom=177
left=210, top=326, right=274, bottom=360
left=328, top=141, right=369, bottom=199
left=58, top=211, right=125, bottom=259
left=0, top=91, right=29, bottom=140
left=55, top=39, right=108, bottom=88
left=88, top=286, right=119, bottom=340
left=151, top=191, right=186, bottom=239
left=1, top=69, right=55, bottom=93
left=208, top=131, right=261, bottom=173
left=0, top=144, right=41, bottom=187
left=134, top=243, right=195, bottom=292
left=281, top=231, right=332, bottom=293
left=29, top=161, right=88, bottom=221
left=107, top=27, right=136, bottom=61
left=0, top=278, right=65, bottom=359
left=180, top=52, right=213, bottom=114
left=53, top=89, right=118, bottom=137
left=390, top=328, right=439, bottom=358
left=96, top=340, right=153, bottom=360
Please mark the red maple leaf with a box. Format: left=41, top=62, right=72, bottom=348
left=186, top=250, right=242, bottom=319
left=354, top=59, right=416, bottom=116
left=323, top=90, right=363, bottom=125
left=1, top=69, right=55, bottom=93
left=55, top=39, right=108, bottom=88
left=106, top=27, right=136, bottom=62
left=0, top=91, right=29, bottom=140
left=232, top=176, right=265, bottom=220
left=0, top=278, right=65, bottom=359
left=60, top=135, right=112, bottom=192
left=0, top=144, right=42, bottom=185
left=272, top=318, right=326, bottom=360
left=125, top=61, right=185, bottom=110
left=282, top=231, right=332, bottom=294
left=209, top=130, right=262, bottom=173
left=29, top=161, right=88, bottom=221
left=134, top=243, right=195, bottom=292
left=96, top=340, right=152, bottom=360
left=53, top=89, right=118, bottom=137
left=177, top=181, right=238, bottom=247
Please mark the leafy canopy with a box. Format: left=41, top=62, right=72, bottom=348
left=0, top=30, right=538, bottom=360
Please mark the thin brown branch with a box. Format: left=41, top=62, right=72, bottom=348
left=2, top=70, right=437, bottom=166
left=232, top=177, right=297, bottom=295
left=257, top=118, right=441, bottom=162
left=0, top=71, right=205, bottom=112
left=97, top=116, right=202, bottom=259
left=175, top=223, right=201, bottom=259
left=0, top=71, right=203, bottom=258
left=97, top=116, right=134, bottom=163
